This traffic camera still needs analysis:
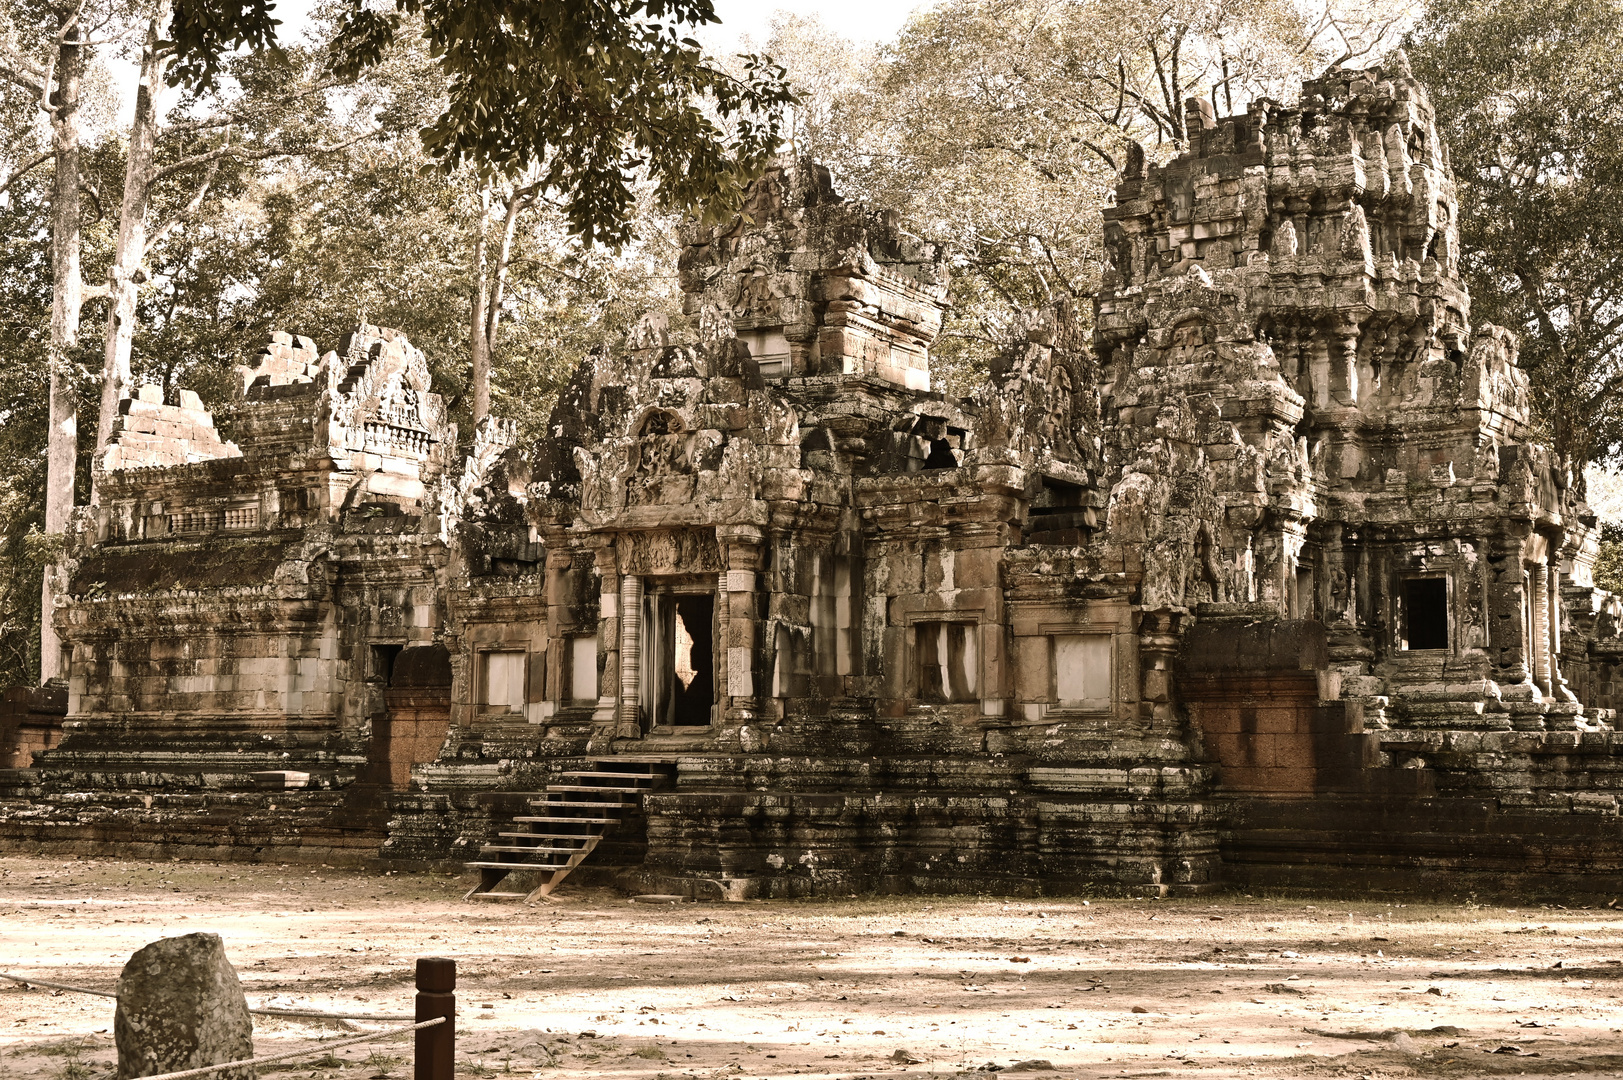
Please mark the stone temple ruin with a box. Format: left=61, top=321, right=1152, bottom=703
left=6, top=58, right=1623, bottom=898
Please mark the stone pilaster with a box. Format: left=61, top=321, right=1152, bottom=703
left=720, top=525, right=764, bottom=722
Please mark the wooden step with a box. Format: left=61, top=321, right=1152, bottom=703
left=558, top=771, right=656, bottom=783
left=496, top=831, right=600, bottom=844
left=465, top=762, right=667, bottom=903
left=512, top=815, right=619, bottom=824
left=546, top=784, right=650, bottom=794
left=529, top=799, right=631, bottom=809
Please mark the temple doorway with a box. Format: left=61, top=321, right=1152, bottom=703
left=641, top=589, right=716, bottom=728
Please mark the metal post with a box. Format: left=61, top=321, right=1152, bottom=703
left=415, top=957, right=455, bottom=1080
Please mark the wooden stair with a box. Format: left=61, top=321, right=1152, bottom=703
left=463, top=760, right=673, bottom=902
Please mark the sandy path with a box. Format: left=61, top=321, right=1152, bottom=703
left=4, top=855, right=1623, bottom=1079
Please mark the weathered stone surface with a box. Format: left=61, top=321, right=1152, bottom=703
left=9, top=61, right=1623, bottom=898
left=114, top=932, right=254, bottom=1079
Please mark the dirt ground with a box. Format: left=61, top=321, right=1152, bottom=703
left=3, top=856, right=1623, bottom=1080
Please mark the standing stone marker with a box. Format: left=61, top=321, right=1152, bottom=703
left=115, top=932, right=254, bottom=1079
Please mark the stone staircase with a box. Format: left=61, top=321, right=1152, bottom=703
left=464, top=760, right=674, bottom=902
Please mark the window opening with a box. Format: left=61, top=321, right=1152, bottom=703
left=1402, top=577, right=1448, bottom=650
left=917, top=621, right=978, bottom=702
left=923, top=439, right=960, bottom=469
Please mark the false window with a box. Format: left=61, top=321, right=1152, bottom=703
left=917, top=621, right=979, bottom=703
left=568, top=636, right=599, bottom=702
left=1401, top=577, right=1449, bottom=650
left=479, top=650, right=526, bottom=711
left=1053, top=634, right=1112, bottom=710
left=1290, top=566, right=1314, bottom=620
left=371, top=643, right=402, bottom=685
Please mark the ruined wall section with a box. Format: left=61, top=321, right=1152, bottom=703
left=676, top=158, right=948, bottom=388
left=1094, top=59, right=1610, bottom=725
left=1090, top=61, right=1623, bottom=892
left=8, top=325, right=460, bottom=863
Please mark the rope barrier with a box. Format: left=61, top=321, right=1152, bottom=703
left=0, top=973, right=114, bottom=998
left=250, top=1005, right=415, bottom=1021
left=0, top=972, right=414, bottom=1021
left=134, top=1015, right=445, bottom=1080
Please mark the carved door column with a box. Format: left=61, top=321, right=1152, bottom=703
left=720, top=525, right=765, bottom=722
left=1138, top=608, right=1182, bottom=728
left=1486, top=524, right=1534, bottom=690
left=1546, top=561, right=1578, bottom=703
left=591, top=543, right=620, bottom=733
left=1530, top=562, right=1551, bottom=697
left=618, top=573, right=644, bottom=739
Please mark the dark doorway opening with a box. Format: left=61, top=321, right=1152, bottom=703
left=672, top=595, right=715, bottom=725
left=362, top=643, right=451, bottom=796
left=642, top=591, right=716, bottom=728
left=1402, top=577, right=1449, bottom=650
left=371, top=643, right=403, bottom=684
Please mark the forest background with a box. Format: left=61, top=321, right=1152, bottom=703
left=0, top=0, right=1619, bottom=686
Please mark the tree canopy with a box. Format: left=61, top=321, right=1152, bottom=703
left=1408, top=0, right=1623, bottom=469
left=169, top=0, right=796, bottom=245
left=769, top=0, right=1404, bottom=391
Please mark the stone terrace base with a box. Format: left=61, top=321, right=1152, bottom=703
left=1220, top=793, right=1623, bottom=900
left=628, top=785, right=1218, bottom=899
left=375, top=733, right=1222, bottom=898
left=0, top=782, right=389, bottom=866
left=0, top=715, right=389, bottom=866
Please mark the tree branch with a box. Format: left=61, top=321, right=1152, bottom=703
left=0, top=150, right=51, bottom=198
left=0, top=50, right=45, bottom=97
left=144, top=158, right=220, bottom=258
left=148, top=127, right=380, bottom=185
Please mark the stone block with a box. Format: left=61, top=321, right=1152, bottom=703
left=115, top=933, right=253, bottom=1080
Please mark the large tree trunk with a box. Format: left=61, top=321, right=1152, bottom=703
left=485, top=185, right=528, bottom=355
left=92, top=9, right=170, bottom=479
left=469, top=182, right=530, bottom=424
left=469, top=181, right=492, bottom=422
left=39, top=19, right=84, bottom=684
